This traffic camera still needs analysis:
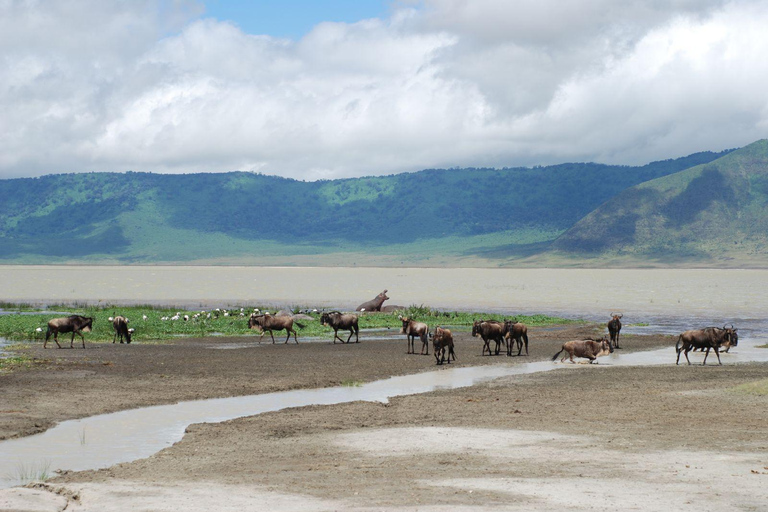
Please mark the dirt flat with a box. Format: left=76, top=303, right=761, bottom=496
left=2, top=324, right=767, bottom=511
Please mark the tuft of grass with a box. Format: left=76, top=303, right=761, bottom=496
left=729, top=379, right=768, bottom=396
left=14, top=460, right=51, bottom=484
left=0, top=355, right=34, bottom=374
left=341, top=379, right=363, bottom=387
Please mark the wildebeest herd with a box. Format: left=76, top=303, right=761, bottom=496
left=40, top=289, right=740, bottom=367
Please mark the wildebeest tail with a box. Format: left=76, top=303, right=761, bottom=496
left=551, top=348, right=564, bottom=361
left=675, top=335, right=682, bottom=353
left=295, top=321, right=306, bottom=329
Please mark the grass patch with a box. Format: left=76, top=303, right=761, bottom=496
left=0, top=355, right=35, bottom=374
left=340, top=379, right=363, bottom=387
left=729, top=379, right=768, bottom=396
left=13, top=460, right=51, bottom=484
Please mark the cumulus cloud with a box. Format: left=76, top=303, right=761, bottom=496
left=1, top=0, right=767, bottom=180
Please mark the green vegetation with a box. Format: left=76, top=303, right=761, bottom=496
left=0, top=354, right=35, bottom=373
left=0, top=149, right=730, bottom=264
left=728, top=379, right=768, bottom=396
left=13, top=461, right=51, bottom=484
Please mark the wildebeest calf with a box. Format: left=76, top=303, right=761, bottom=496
left=320, top=311, right=359, bottom=344
left=399, top=316, right=429, bottom=355
left=430, top=326, right=456, bottom=365
left=112, top=315, right=132, bottom=344
left=45, top=315, right=94, bottom=349
left=503, top=320, right=529, bottom=356
left=552, top=337, right=613, bottom=364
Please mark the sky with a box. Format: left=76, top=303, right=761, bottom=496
left=1, top=0, right=767, bottom=181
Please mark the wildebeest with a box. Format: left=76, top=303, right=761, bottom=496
left=552, top=337, right=613, bottom=364
left=608, top=313, right=623, bottom=349
left=248, top=313, right=305, bottom=344
left=503, top=320, right=529, bottom=356
left=112, top=315, right=132, bottom=344
left=429, top=326, right=456, bottom=365
left=45, top=315, right=94, bottom=349
left=675, top=325, right=737, bottom=366
left=320, top=311, right=360, bottom=344
left=356, top=290, right=389, bottom=312
left=472, top=320, right=506, bottom=356
left=691, top=326, right=739, bottom=353
left=399, top=316, right=429, bottom=355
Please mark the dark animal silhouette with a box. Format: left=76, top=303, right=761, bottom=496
left=675, top=325, right=737, bottom=365
left=552, top=337, right=613, bottom=364
left=248, top=313, right=305, bottom=344
left=112, top=315, right=132, bottom=344
left=472, top=320, right=506, bottom=356
left=356, top=290, right=389, bottom=312
left=399, top=316, right=429, bottom=355
left=608, top=313, right=623, bottom=349
left=692, top=326, right=739, bottom=353
left=320, top=311, right=360, bottom=344
left=45, top=315, right=94, bottom=349
left=503, top=320, right=529, bottom=356
left=430, top=326, right=456, bottom=365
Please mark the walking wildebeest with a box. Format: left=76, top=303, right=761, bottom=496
left=248, top=313, right=305, bottom=344
left=691, top=326, right=739, bottom=353
left=552, top=337, right=613, bottom=364
left=45, top=315, right=94, bottom=349
left=503, top=320, right=529, bottom=356
left=356, top=290, right=389, bottom=312
left=472, top=320, right=506, bottom=356
left=112, top=315, right=132, bottom=344
left=399, top=316, right=429, bottom=355
left=675, top=325, right=737, bottom=366
left=429, top=326, right=456, bottom=365
left=608, top=313, right=623, bottom=349
left=320, top=311, right=359, bottom=344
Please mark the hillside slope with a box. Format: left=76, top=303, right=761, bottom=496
left=553, top=140, right=768, bottom=265
left=0, top=150, right=730, bottom=264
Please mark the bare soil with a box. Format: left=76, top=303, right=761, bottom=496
left=2, top=324, right=767, bottom=511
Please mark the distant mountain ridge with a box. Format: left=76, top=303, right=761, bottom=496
left=0, top=148, right=739, bottom=265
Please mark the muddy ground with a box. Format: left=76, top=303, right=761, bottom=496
left=2, top=324, right=767, bottom=511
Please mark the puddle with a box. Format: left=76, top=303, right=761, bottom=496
left=1, top=336, right=766, bottom=489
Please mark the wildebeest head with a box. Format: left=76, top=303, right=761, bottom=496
left=379, top=290, right=389, bottom=302
left=600, top=337, right=614, bottom=354
left=471, top=320, right=481, bottom=337
left=723, top=324, right=738, bottom=347
left=398, top=315, right=410, bottom=334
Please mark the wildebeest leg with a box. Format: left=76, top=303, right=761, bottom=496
left=354, top=326, right=359, bottom=343
left=482, top=338, right=491, bottom=356
left=332, top=329, right=342, bottom=344
left=615, top=332, right=621, bottom=349
left=291, top=327, right=299, bottom=344
left=407, top=335, right=414, bottom=354
left=345, top=329, right=354, bottom=343
left=683, top=346, right=693, bottom=365
left=269, top=329, right=276, bottom=344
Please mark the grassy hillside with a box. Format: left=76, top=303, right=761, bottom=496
left=553, top=140, right=768, bottom=265
left=0, top=149, right=731, bottom=264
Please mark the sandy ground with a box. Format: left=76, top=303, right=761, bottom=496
left=1, top=324, right=767, bottom=511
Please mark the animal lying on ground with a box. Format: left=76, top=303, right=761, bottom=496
left=675, top=325, right=737, bottom=365
left=356, top=290, right=389, bottom=312
left=112, top=315, right=132, bottom=344
left=399, top=316, right=429, bottom=355
left=430, top=326, right=456, bottom=365
left=320, top=311, right=359, bottom=344
left=45, top=315, right=94, bottom=349
left=608, top=313, right=623, bottom=349
left=503, top=320, right=529, bottom=356
left=472, top=320, right=506, bottom=356
left=248, top=313, right=305, bottom=344
left=552, top=337, right=613, bottom=363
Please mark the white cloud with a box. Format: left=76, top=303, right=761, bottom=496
left=1, top=0, right=767, bottom=180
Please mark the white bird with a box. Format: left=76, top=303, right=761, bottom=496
left=142, top=315, right=148, bottom=321
left=108, top=316, right=114, bottom=322
left=35, top=327, right=43, bottom=333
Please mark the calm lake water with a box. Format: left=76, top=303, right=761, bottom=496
left=0, top=266, right=765, bottom=324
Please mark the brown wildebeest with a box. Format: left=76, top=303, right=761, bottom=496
left=552, top=337, right=613, bottom=364
left=430, top=326, right=456, bottom=365
left=608, top=313, right=623, bottom=349
left=112, top=315, right=132, bottom=344
left=248, top=313, right=305, bottom=344
left=503, top=320, right=529, bottom=356
left=320, top=311, right=360, bottom=344
left=675, top=325, right=737, bottom=366
left=45, top=315, right=94, bottom=349
left=691, top=326, right=739, bottom=353
left=472, top=320, right=506, bottom=356
left=399, top=316, right=429, bottom=355
left=356, top=290, right=389, bottom=312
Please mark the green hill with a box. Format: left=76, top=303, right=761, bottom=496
left=0, top=149, right=732, bottom=265
left=553, top=140, right=768, bottom=265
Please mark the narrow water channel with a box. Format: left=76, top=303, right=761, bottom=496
left=1, top=334, right=767, bottom=489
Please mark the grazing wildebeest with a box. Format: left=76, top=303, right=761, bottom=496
left=675, top=325, right=737, bottom=366
left=248, top=313, right=305, bottom=344
left=356, top=290, right=389, bottom=312
left=320, top=311, right=360, bottom=344
left=472, top=320, right=506, bottom=356
left=112, top=315, right=132, bottom=344
left=552, top=337, right=613, bottom=364
left=608, top=313, right=623, bottom=349
left=399, top=316, right=429, bottom=355
left=429, top=326, right=456, bottom=365
left=503, top=320, right=529, bottom=356
left=45, top=315, right=94, bottom=349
